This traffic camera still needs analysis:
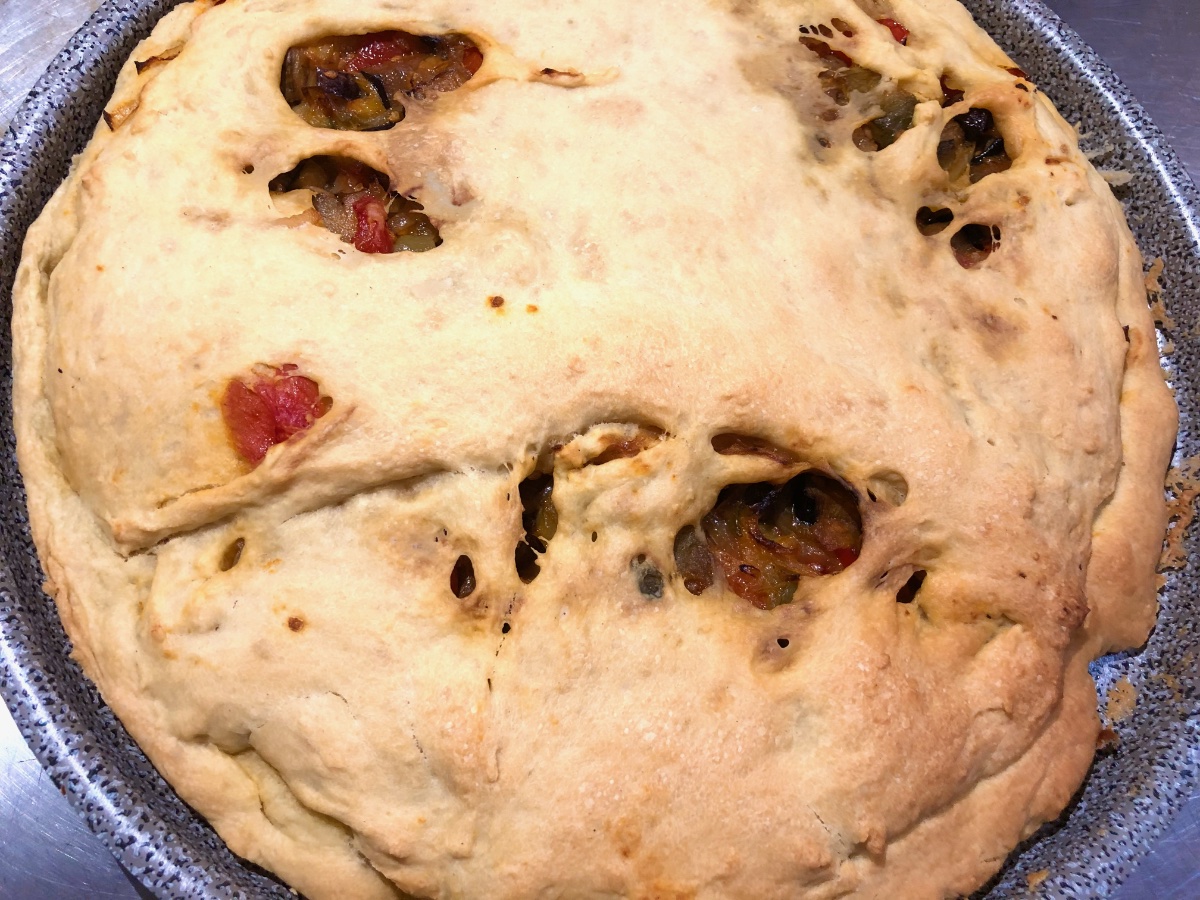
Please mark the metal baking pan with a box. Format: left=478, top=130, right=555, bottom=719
left=0, top=0, right=1197, bottom=896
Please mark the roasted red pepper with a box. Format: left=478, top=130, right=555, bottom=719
left=878, top=18, right=910, bottom=45
left=352, top=195, right=393, bottom=254
left=222, top=365, right=330, bottom=465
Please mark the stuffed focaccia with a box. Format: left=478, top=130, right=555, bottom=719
left=12, top=0, right=1176, bottom=896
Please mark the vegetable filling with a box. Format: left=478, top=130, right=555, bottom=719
left=281, top=30, right=482, bottom=130
left=938, top=107, right=1012, bottom=183
left=676, top=472, right=863, bottom=610
left=270, top=156, right=441, bottom=254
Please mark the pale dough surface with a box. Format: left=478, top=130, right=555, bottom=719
left=12, top=0, right=1177, bottom=897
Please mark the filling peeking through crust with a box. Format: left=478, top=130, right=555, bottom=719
left=221, top=364, right=331, bottom=465
left=675, top=472, right=863, bottom=610
left=269, top=156, right=441, bottom=253
left=281, top=29, right=483, bottom=131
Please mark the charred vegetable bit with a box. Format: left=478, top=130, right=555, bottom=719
left=222, top=364, right=331, bottom=465
left=270, top=156, right=441, bottom=253
left=800, top=37, right=882, bottom=107
left=702, top=473, right=862, bottom=610
left=674, top=525, right=715, bottom=596
left=515, top=473, right=557, bottom=583
left=282, top=30, right=482, bottom=130
left=937, top=107, right=1012, bottom=183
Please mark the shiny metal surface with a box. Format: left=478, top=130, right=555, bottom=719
left=0, top=1, right=1196, bottom=898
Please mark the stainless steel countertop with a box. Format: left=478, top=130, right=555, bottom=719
left=1, top=1, right=1197, bottom=897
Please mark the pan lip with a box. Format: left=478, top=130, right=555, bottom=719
left=0, top=1, right=1196, bottom=898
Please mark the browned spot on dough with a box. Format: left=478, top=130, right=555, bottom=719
left=972, top=310, right=1022, bottom=357
left=287, top=616, right=306, bottom=632
left=608, top=815, right=642, bottom=859
left=1045, top=156, right=1065, bottom=165
left=489, top=295, right=505, bottom=308
left=526, top=304, right=539, bottom=313
left=536, top=67, right=587, bottom=87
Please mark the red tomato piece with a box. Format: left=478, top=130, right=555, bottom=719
left=221, top=379, right=276, bottom=464
left=878, top=18, right=910, bottom=45
left=352, top=195, right=393, bottom=253
left=834, top=547, right=860, bottom=568
left=222, top=367, right=330, bottom=465
left=259, top=374, right=324, bottom=440
left=345, top=31, right=428, bottom=72
left=463, top=46, right=483, bottom=74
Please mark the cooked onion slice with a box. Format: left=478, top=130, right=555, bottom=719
left=701, top=473, right=862, bottom=610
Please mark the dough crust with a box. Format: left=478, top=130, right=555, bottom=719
left=12, top=0, right=1176, bottom=896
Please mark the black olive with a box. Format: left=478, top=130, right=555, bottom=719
left=958, top=107, right=994, bottom=141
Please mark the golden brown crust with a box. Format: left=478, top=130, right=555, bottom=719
left=12, top=0, right=1175, bottom=897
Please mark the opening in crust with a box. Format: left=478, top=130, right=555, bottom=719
left=270, top=156, right=441, bottom=254
left=450, top=555, right=476, bottom=598
left=915, top=206, right=954, bottom=236
left=938, top=107, right=1012, bottom=183
left=678, top=472, right=863, bottom=610
left=515, top=473, right=556, bottom=583
left=281, top=30, right=482, bottom=131
left=951, top=223, right=1001, bottom=268
left=896, top=570, right=926, bottom=604
left=711, top=433, right=798, bottom=465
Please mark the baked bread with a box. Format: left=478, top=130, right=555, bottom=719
left=12, top=0, right=1177, bottom=896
